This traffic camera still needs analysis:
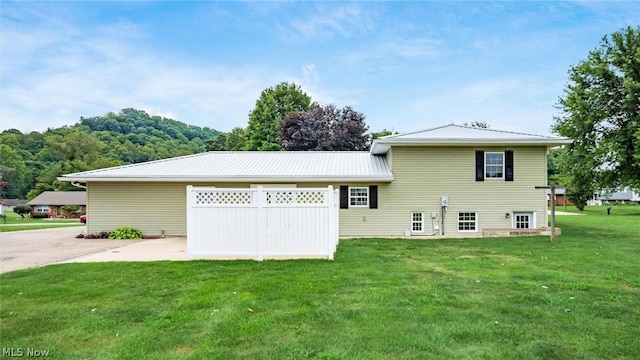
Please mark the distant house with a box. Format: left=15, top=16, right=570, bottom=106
left=598, top=188, right=640, bottom=204
left=546, top=188, right=574, bottom=206
left=27, top=191, right=87, bottom=218
left=0, top=199, right=29, bottom=210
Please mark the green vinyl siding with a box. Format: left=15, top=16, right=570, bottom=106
left=87, top=182, right=190, bottom=236
left=86, top=146, right=548, bottom=238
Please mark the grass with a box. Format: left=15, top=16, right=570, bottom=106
left=0, top=210, right=83, bottom=232
left=1, top=207, right=639, bottom=359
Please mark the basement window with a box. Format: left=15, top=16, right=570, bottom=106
left=411, top=212, right=424, bottom=232
left=458, top=212, right=478, bottom=232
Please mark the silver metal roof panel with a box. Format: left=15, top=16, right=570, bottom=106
left=59, top=151, right=393, bottom=182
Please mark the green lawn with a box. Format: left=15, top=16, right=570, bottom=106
left=1, top=207, right=638, bottom=359
left=0, top=210, right=83, bottom=232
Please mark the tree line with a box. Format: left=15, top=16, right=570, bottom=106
left=205, top=82, right=384, bottom=152
left=0, top=108, right=219, bottom=199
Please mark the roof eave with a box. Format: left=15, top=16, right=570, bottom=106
left=57, top=175, right=395, bottom=183
left=371, top=138, right=572, bottom=153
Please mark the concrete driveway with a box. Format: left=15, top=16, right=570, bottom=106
left=0, top=227, right=184, bottom=274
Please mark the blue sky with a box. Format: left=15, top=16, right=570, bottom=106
left=1, top=1, right=638, bottom=136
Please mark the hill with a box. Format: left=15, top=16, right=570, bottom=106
left=0, top=108, right=220, bottom=199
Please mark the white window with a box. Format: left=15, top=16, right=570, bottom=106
left=411, top=212, right=424, bottom=232
left=485, top=152, right=504, bottom=179
left=513, top=212, right=533, bottom=229
left=349, top=187, right=369, bottom=207
left=35, top=206, right=49, bottom=213
left=458, top=212, right=478, bottom=232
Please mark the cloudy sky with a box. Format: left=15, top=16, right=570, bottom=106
left=1, top=1, right=637, bottom=136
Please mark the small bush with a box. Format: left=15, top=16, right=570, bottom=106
left=13, top=205, right=31, bottom=218
left=32, top=213, right=48, bottom=219
left=78, top=231, right=111, bottom=239
left=109, top=227, right=143, bottom=240
left=60, top=205, right=80, bottom=214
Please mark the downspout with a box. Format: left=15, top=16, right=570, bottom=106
left=71, top=181, right=87, bottom=189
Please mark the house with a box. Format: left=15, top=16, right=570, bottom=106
left=0, top=198, right=29, bottom=211
left=26, top=191, right=87, bottom=218
left=598, top=188, right=640, bottom=204
left=546, top=188, right=573, bottom=206
left=58, top=124, right=571, bottom=238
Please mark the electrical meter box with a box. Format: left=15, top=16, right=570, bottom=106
left=441, top=196, right=448, bottom=207
left=431, top=211, right=438, bottom=219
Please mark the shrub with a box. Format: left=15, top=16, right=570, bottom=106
left=80, top=231, right=112, bottom=239
left=60, top=205, right=80, bottom=216
left=109, top=227, right=143, bottom=240
left=13, top=205, right=31, bottom=218
left=32, top=213, right=48, bottom=219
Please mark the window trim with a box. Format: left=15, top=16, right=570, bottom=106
left=411, top=212, right=424, bottom=233
left=35, top=206, right=50, bottom=213
left=457, top=212, right=478, bottom=232
left=349, top=187, right=369, bottom=207
left=485, top=152, right=505, bottom=179
left=512, top=211, right=535, bottom=229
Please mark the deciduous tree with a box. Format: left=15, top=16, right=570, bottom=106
left=246, top=82, right=314, bottom=151
left=553, top=26, right=640, bottom=209
left=279, top=104, right=369, bottom=151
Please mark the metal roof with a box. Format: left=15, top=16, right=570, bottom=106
left=27, top=191, right=87, bottom=205
left=371, top=124, right=572, bottom=154
left=598, top=190, right=639, bottom=201
left=58, top=151, right=393, bottom=183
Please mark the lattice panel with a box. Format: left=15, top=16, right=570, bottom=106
left=267, top=191, right=294, bottom=204
left=297, top=191, right=326, bottom=204
left=266, top=191, right=326, bottom=204
left=195, top=191, right=252, bottom=205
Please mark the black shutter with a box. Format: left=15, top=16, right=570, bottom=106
left=369, top=185, right=378, bottom=209
left=475, top=151, right=484, bottom=181
left=340, top=186, right=349, bottom=209
left=505, top=150, right=514, bottom=181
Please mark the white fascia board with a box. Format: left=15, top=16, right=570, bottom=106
left=371, top=138, right=572, bottom=153
left=57, top=175, right=394, bottom=183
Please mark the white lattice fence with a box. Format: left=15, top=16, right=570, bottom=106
left=186, top=186, right=339, bottom=260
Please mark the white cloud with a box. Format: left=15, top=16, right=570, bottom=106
left=288, top=3, right=374, bottom=40
left=0, top=5, right=286, bottom=133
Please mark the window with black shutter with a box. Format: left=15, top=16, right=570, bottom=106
left=475, top=151, right=485, bottom=181
left=505, top=150, right=514, bottom=181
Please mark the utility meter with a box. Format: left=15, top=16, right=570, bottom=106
left=441, top=196, right=449, bottom=207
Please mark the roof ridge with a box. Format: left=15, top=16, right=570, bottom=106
left=458, top=124, right=556, bottom=138
left=384, top=123, right=556, bottom=139
left=382, top=124, right=452, bottom=139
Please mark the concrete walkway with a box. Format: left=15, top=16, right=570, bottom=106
left=0, top=227, right=138, bottom=273
left=548, top=210, right=585, bottom=215
left=0, top=227, right=188, bottom=274
left=58, top=237, right=188, bottom=264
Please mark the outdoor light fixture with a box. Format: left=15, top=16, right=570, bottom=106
left=505, top=213, right=510, bottom=219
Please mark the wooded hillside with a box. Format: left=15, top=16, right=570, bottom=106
left=0, top=108, right=220, bottom=199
